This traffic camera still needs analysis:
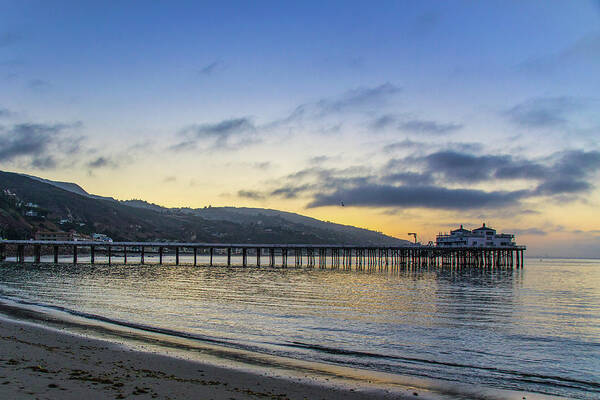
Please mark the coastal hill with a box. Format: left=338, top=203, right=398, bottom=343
left=0, top=171, right=408, bottom=245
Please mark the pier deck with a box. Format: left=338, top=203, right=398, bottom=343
left=0, top=240, right=525, bottom=269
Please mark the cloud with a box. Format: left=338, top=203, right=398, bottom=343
left=237, top=190, right=265, bottom=200
left=382, top=172, right=434, bottom=186
left=370, top=114, right=462, bottom=135
left=278, top=83, right=401, bottom=124
left=309, top=155, right=331, bottom=164
left=317, top=83, right=400, bottom=115
left=399, top=119, right=462, bottom=135
left=518, top=32, right=600, bottom=74
left=383, top=139, right=426, bottom=153
left=532, top=150, right=600, bottom=195
left=172, top=117, right=257, bottom=151
left=0, top=122, right=82, bottom=169
left=505, top=96, right=581, bottom=128
left=163, top=176, right=176, bottom=183
left=199, top=61, right=225, bottom=75
left=422, top=151, right=510, bottom=183
left=370, top=114, right=398, bottom=130
left=509, top=228, right=547, bottom=236
left=256, top=149, right=600, bottom=211
left=253, top=161, right=271, bottom=170
left=86, top=156, right=118, bottom=169
left=533, top=179, right=590, bottom=196
left=390, top=149, right=600, bottom=195
left=270, top=184, right=316, bottom=199
left=307, top=184, right=528, bottom=210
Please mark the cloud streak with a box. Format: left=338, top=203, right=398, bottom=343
left=307, top=185, right=528, bottom=210
left=505, top=96, right=582, bottom=128
left=199, top=61, right=225, bottom=75
left=171, top=117, right=258, bottom=151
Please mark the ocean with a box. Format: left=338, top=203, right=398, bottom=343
left=0, top=257, right=598, bottom=399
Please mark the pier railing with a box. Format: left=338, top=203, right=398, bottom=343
left=0, top=240, right=526, bottom=269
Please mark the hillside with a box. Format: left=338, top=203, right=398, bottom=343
left=0, top=171, right=408, bottom=245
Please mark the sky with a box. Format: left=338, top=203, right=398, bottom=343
left=1, top=0, right=599, bottom=257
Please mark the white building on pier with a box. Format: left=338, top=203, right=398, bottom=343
left=436, top=223, right=516, bottom=247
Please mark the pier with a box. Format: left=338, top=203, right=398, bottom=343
left=0, top=240, right=525, bottom=269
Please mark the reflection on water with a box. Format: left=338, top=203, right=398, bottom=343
left=0, top=258, right=598, bottom=399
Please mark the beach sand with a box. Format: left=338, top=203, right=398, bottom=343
left=0, top=317, right=422, bottom=400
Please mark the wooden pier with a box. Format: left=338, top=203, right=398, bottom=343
left=0, top=240, right=525, bottom=269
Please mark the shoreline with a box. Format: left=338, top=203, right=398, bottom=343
left=0, top=315, right=417, bottom=400
left=0, top=298, right=556, bottom=400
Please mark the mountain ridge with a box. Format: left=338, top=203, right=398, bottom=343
left=0, top=171, right=408, bottom=245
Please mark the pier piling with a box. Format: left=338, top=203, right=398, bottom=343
left=0, top=240, right=525, bottom=270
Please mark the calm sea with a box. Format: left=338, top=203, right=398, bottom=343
left=0, top=257, right=598, bottom=399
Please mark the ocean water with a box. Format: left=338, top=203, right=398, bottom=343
left=0, top=258, right=598, bottom=399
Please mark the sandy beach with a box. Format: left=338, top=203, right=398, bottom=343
left=0, top=315, right=426, bottom=400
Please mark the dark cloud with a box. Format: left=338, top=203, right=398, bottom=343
left=307, top=185, right=528, bottom=210
left=370, top=114, right=398, bottom=130
left=532, top=150, right=600, bottom=195
left=392, top=149, right=600, bottom=195
left=505, top=96, right=581, bottom=128
left=270, top=184, right=315, bottom=199
left=494, top=162, right=549, bottom=180
left=423, top=151, right=510, bottom=183
left=533, top=179, right=590, bottom=196
left=399, top=119, right=462, bottom=135
left=185, top=118, right=254, bottom=138
left=199, top=61, right=225, bottom=75
left=237, top=190, right=265, bottom=200
left=87, top=156, right=118, bottom=169
left=0, top=122, right=81, bottom=169
left=382, top=172, right=434, bottom=186
left=265, top=149, right=600, bottom=211
left=30, top=156, right=57, bottom=169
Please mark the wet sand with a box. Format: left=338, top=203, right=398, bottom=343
left=0, top=317, right=422, bottom=400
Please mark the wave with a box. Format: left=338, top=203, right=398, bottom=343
left=286, top=341, right=600, bottom=393
left=0, top=292, right=597, bottom=399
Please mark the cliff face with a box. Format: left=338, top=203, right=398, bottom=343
left=0, top=171, right=408, bottom=245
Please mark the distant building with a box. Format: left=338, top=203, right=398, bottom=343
left=25, top=210, right=39, bottom=217
left=92, top=233, right=113, bottom=242
left=25, top=202, right=39, bottom=208
left=35, top=231, right=91, bottom=241
left=436, top=223, right=516, bottom=247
